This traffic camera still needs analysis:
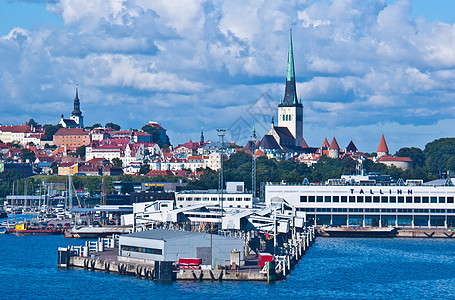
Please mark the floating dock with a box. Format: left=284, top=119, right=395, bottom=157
left=58, top=227, right=316, bottom=282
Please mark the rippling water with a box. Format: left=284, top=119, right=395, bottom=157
left=1, top=229, right=455, bottom=299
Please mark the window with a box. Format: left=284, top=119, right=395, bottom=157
left=431, top=197, right=437, bottom=203
left=325, top=196, right=331, bottom=203
left=365, top=196, right=372, bottom=203
left=341, top=196, right=347, bottom=203
left=414, top=196, right=421, bottom=203
left=422, top=197, right=429, bottom=203
left=373, top=196, right=380, bottom=203
left=228, top=197, right=234, bottom=201
left=300, top=196, right=308, bottom=203
left=439, top=197, right=445, bottom=204
left=317, top=196, right=323, bottom=202
left=333, top=196, right=339, bottom=203
left=121, top=245, right=162, bottom=255
left=448, top=197, right=454, bottom=204
left=381, top=196, right=388, bottom=203
left=390, top=196, right=396, bottom=203
left=357, top=196, right=364, bottom=203
left=349, top=196, right=355, bottom=203
left=406, top=197, right=412, bottom=203
left=398, top=197, right=404, bottom=203
left=309, top=196, right=315, bottom=202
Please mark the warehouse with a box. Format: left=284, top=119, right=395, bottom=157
left=118, top=229, right=244, bottom=265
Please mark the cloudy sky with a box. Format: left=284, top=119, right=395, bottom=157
left=1, top=0, right=455, bottom=153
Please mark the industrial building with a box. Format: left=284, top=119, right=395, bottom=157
left=118, top=229, right=244, bottom=265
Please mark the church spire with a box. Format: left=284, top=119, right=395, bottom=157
left=200, top=127, right=204, bottom=144
left=72, top=86, right=82, bottom=117
left=281, top=29, right=299, bottom=106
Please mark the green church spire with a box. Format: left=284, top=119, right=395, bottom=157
left=281, top=28, right=300, bottom=107
left=286, top=29, right=295, bottom=81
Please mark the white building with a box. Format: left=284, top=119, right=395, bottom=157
left=265, top=179, right=455, bottom=228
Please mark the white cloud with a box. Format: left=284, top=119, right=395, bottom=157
left=0, top=0, right=455, bottom=150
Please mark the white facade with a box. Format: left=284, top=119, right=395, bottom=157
left=176, top=192, right=253, bottom=210
left=265, top=182, right=455, bottom=228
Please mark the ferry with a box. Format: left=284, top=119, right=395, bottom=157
left=4, top=222, right=63, bottom=235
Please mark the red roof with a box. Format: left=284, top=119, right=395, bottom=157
left=377, top=134, right=389, bottom=153
left=302, top=138, right=309, bottom=148
left=255, top=149, right=266, bottom=157
left=329, top=137, right=340, bottom=150
left=147, top=122, right=166, bottom=131
left=377, top=156, right=412, bottom=162
left=54, top=128, right=89, bottom=136
left=321, top=138, right=329, bottom=148
left=146, top=170, right=174, bottom=176
left=12, top=125, right=31, bottom=133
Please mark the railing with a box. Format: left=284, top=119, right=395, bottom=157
left=66, top=237, right=118, bottom=257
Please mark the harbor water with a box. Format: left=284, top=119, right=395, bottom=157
left=2, top=232, right=455, bottom=299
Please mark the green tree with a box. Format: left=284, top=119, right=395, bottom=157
left=43, top=124, right=62, bottom=141
left=141, top=124, right=161, bottom=142
left=395, top=147, right=425, bottom=168
left=105, top=122, right=121, bottom=130
left=27, top=118, right=39, bottom=128
left=112, top=157, right=123, bottom=168
left=86, top=123, right=101, bottom=130
left=75, top=145, right=86, bottom=159
left=20, top=148, right=35, bottom=162
left=424, top=138, right=455, bottom=176
left=139, top=163, right=150, bottom=175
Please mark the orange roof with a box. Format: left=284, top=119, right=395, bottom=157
left=255, top=149, right=266, bottom=157
left=321, top=138, right=329, bottom=148
left=377, top=134, right=389, bottom=153
left=302, top=138, right=308, bottom=148
left=377, top=156, right=412, bottom=162
left=54, top=128, right=89, bottom=136
left=329, top=137, right=340, bottom=150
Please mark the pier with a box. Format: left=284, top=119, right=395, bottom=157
left=58, top=226, right=316, bottom=282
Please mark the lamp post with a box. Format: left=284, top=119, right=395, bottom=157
left=217, top=129, right=226, bottom=222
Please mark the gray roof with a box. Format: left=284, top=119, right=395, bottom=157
left=260, top=135, right=281, bottom=150
left=125, top=228, right=241, bottom=242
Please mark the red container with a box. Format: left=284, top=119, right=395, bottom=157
left=258, top=253, right=273, bottom=268
left=178, top=258, right=202, bottom=266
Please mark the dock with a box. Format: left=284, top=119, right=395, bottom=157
left=58, top=227, right=316, bottom=282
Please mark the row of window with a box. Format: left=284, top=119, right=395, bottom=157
left=282, top=114, right=292, bottom=121
left=297, top=208, right=455, bottom=213
left=178, top=197, right=251, bottom=202
left=121, top=245, right=162, bottom=255
left=300, top=195, right=454, bottom=204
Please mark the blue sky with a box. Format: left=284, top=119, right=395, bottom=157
left=1, top=0, right=455, bottom=153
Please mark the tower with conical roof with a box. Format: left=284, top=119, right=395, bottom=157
left=277, top=29, right=303, bottom=147
left=70, top=87, right=84, bottom=128
left=377, top=134, right=389, bottom=158
left=328, top=137, right=340, bottom=159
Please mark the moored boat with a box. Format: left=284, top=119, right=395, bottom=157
left=5, top=222, right=63, bottom=235
left=318, top=226, right=397, bottom=238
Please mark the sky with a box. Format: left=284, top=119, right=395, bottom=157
left=1, top=0, right=455, bottom=154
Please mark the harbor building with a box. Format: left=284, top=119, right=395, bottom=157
left=265, top=176, right=455, bottom=228
left=118, top=229, right=244, bottom=265
left=175, top=182, right=253, bottom=210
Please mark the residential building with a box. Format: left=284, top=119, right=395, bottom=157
left=53, top=128, right=90, bottom=149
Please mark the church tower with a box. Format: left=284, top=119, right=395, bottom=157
left=70, top=87, right=84, bottom=128
left=277, top=29, right=303, bottom=147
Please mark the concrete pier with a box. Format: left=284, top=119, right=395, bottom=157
left=59, top=227, right=316, bottom=282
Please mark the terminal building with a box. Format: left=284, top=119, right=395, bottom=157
left=118, top=229, right=244, bottom=265
left=265, top=176, right=455, bottom=228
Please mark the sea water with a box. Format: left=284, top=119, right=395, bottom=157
left=1, top=233, right=455, bottom=299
